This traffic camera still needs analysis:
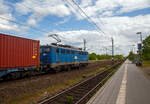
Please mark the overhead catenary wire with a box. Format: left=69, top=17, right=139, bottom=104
left=70, top=0, right=106, bottom=35
left=0, top=16, right=48, bottom=33
left=2, top=0, right=114, bottom=52
left=66, top=0, right=113, bottom=42
left=12, top=0, right=110, bottom=41
left=0, top=16, right=83, bottom=45
left=71, top=0, right=130, bottom=50
left=67, top=0, right=127, bottom=41
left=8, top=0, right=86, bottom=45
left=0, top=1, right=81, bottom=44
left=64, top=0, right=104, bottom=35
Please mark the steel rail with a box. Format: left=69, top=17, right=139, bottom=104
left=38, top=63, right=121, bottom=104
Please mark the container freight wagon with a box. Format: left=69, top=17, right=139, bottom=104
left=0, top=33, right=40, bottom=79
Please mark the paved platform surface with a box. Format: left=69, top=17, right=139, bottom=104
left=87, top=60, right=150, bottom=104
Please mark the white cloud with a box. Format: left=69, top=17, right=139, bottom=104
left=0, top=13, right=29, bottom=32
left=1, top=0, right=150, bottom=56
left=14, top=0, right=150, bottom=24
left=0, top=0, right=10, bottom=14
left=37, top=30, right=108, bottom=50
left=15, top=0, right=71, bottom=25
left=37, top=14, right=150, bottom=56
left=0, top=0, right=19, bottom=31
left=0, top=0, right=31, bottom=32
left=55, top=17, right=71, bottom=26
left=80, top=0, right=93, bottom=8
left=77, top=0, right=150, bottom=18
left=27, top=18, right=36, bottom=26
left=101, top=11, right=113, bottom=17
left=117, top=0, right=150, bottom=14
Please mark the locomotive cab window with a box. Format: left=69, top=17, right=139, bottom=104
left=76, top=51, right=79, bottom=54
left=61, top=49, right=63, bottom=53
left=86, top=52, right=88, bottom=55
left=79, top=51, right=82, bottom=55
left=83, top=52, right=85, bottom=55
left=44, top=48, right=50, bottom=53
left=56, top=48, right=59, bottom=53
left=75, top=51, right=77, bottom=54
left=66, top=50, right=70, bottom=54
left=81, top=52, right=83, bottom=55
left=71, top=50, right=74, bottom=54
left=77, top=51, right=80, bottom=55
left=61, top=49, right=65, bottom=54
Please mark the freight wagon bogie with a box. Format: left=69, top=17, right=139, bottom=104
left=0, top=66, right=39, bottom=80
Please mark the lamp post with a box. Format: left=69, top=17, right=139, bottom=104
left=136, top=32, right=142, bottom=43
left=136, top=32, right=142, bottom=66
left=132, top=44, right=135, bottom=53
left=132, top=44, right=136, bottom=63
left=111, top=37, right=114, bottom=64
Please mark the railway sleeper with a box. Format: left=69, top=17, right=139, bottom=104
left=70, top=89, right=89, bottom=93
left=56, top=95, right=82, bottom=103
left=66, top=92, right=86, bottom=97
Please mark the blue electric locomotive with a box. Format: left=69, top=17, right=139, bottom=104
left=40, top=43, right=89, bottom=71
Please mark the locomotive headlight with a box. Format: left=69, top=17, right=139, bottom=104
left=43, top=53, right=47, bottom=56
left=74, top=56, right=78, bottom=59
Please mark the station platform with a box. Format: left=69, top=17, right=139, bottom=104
left=87, top=60, right=150, bottom=104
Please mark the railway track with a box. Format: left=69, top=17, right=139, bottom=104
left=39, top=62, right=121, bottom=104
left=0, top=60, right=114, bottom=82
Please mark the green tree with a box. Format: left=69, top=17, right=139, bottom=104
left=89, top=53, right=124, bottom=61
left=89, top=53, right=97, bottom=60
left=128, top=51, right=134, bottom=61
left=97, top=54, right=112, bottom=60
left=114, top=55, right=124, bottom=60
left=142, top=35, right=150, bottom=60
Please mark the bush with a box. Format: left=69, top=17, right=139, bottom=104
left=142, top=35, right=150, bottom=60
left=89, top=53, right=97, bottom=60
left=66, top=96, right=74, bottom=104
left=89, top=53, right=124, bottom=61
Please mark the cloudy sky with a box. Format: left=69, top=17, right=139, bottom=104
left=0, top=0, right=150, bottom=56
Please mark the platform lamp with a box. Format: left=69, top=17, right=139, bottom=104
left=136, top=32, right=143, bottom=66
left=136, top=32, right=142, bottom=44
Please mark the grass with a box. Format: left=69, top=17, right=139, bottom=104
left=141, top=60, right=150, bottom=68
left=85, top=65, right=109, bottom=77
left=66, top=96, right=74, bottom=104
left=139, top=60, right=150, bottom=79
left=7, top=65, right=110, bottom=104
left=8, top=82, right=76, bottom=104
left=7, top=85, right=66, bottom=104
